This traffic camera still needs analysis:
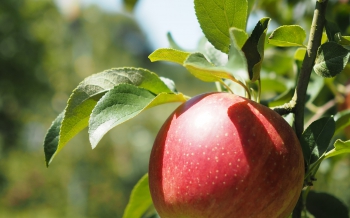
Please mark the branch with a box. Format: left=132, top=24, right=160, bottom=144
left=294, top=0, right=328, bottom=139
left=292, top=1, right=329, bottom=217
left=272, top=95, right=296, bottom=116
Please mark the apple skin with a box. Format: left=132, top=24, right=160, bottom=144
left=149, top=92, right=304, bottom=218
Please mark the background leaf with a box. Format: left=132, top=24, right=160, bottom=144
left=306, top=191, right=349, bottom=218
left=89, top=84, right=187, bottom=148
left=123, top=0, right=139, bottom=11
left=268, top=25, right=306, bottom=47
left=122, top=174, right=153, bottom=218
left=242, top=17, right=270, bottom=82
left=148, top=48, right=190, bottom=65
left=194, top=0, right=248, bottom=53
left=301, top=117, right=335, bottom=166
left=44, top=68, right=172, bottom=166
left=334, top=109, right=350, bottom=135
left=314, top=42, right=350, bottom=78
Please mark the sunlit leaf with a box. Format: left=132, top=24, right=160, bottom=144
left=184, top=53, right=235, bottom=82
left=89, top=84, right=187, bottom=148
left=123, top=174, right=153, bottom=218
left=306, top=191, right=349, bottom=218
left=314, top=42, right=350, bottom=78
left=229, top=28, right=248, bottom=49
left=268, top=25, right=306, bottom=47
left=242, top=17, right=270, bottom=82
left=194, top=0, right=248, bottom=53
left=325, top=139, right=350, bottom=159
left=226, top=28, right=248, bottom=79
left=301, top=116, right=335, bottom=165
left=149, top=48, right=190, bottom=65
left=198, top=39, right=228, bottom=66
left=294, top=48, right=306, bottom=61
left=44, top=68, right=172, bottom=166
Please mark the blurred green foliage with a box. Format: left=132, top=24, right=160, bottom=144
left=1, top=0, right=350, bottom=217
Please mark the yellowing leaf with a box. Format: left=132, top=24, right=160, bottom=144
left=149, top=48, right=190, bottom=65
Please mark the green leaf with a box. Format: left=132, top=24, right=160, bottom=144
left=229, top=27, right=248, bottom=49
left=197, top=39, right=228, bottom=66
left=43, top=112, right=64, bottom=166
left=44, top=68, right=172, bottom=166
left=242, top=17, right=270, bottom=82
left=268, top=25, right=306, bottom=47
left=334, top=109, right=350, bottom=135
left=314, top=42, right=350, bottom=78
left=325, top=139, right=350, bottom=159
left=306, top=191, right=349, bottom=218
left=123, top=174, right=153, bottom=218
left=294, top=47, right=306, bottom=61
left=301, top=117, right=335, bottom=166
left=226, top=28, right=248, bottom=78
left=89, top=84, right=187, bottom=148
left=184, top=53, right=236, bottom=82
left=194, top=0, right=248, bottom=53
left=148, top=48, right=191, bottom=65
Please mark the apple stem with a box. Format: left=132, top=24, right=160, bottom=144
left=219, top=80, right=234, bottom=93
left=227, top=77, right=252, bottom=99
left=257, top=79, right=261, bottom=103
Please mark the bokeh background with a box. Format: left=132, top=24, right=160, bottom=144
left=0, top=0, right=349, bottom=217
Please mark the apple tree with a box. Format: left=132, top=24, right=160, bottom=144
left=43, top=0, right=350, bottom=217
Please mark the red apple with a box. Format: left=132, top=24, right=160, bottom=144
left=149, top=92, right=304, bottom=218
